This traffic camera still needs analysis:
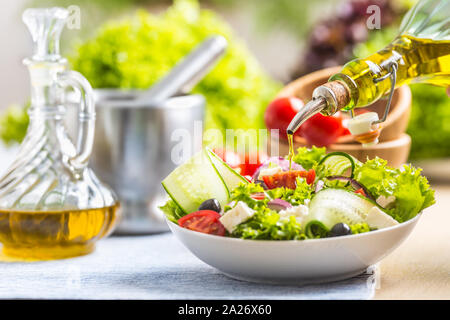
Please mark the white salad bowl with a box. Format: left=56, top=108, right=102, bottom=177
left=167, top=214, right=421, bottom=285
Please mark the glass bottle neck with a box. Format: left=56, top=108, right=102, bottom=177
left=25, top=58, right=67, bottom=119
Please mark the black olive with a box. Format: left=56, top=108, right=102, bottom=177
left=198, top=198, right=221, bottom=213
left=328, top=223, right=352, bottom=237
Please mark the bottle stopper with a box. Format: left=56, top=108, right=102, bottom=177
left=347, top=112, right=381, bottom=147
left=22, top=7, right=69, bottom=61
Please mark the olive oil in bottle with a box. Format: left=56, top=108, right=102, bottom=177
left=0, top=8, right=120, bottom=260
left=0, top=204, right=120, bottom=260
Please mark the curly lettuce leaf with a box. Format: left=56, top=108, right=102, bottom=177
left=353, top=157, right=435, bottom=222
left=350, top=223, right=371, bottom=234
left=159, top=199, right=185, bottom=223
left=291, top=146, right=326, bottom=170
left=232, top=207, right=307, bottom=240
left=266, top=177, right=313, bottom=206
left=227, top=181, right=311, bottom=240
left=304, top=220, right=329, bottom=239
left=353, top=158, right=398, bottom=197
left=393, top=164, right=435, bottom=221
left=226, top=182, right=267, bottom=211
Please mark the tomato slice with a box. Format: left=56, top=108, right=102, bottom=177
left=262, top=170, right=315, bottom=189
left=306, top=169, right=316, bottom=185
left=178, top=210, right=226, bottom=236
left=354, top=188, right=366, bottom=197
left=250, top=192, right=265, bottom=200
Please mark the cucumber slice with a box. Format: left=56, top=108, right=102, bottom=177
left=305, top=188, right=375, bottom=229
left=206, top=148, right=248, bottom=193
left=162, top=150, right=229, bottom=214
left=319, top=152, right=359, bottom=178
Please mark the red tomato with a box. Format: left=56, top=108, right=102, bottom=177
left=178, top=210, right=226, bottom=236
left=264, top=97, right=304, bottom=139
left=212, top=148, right=241, bottom=168
left=334, top=111, right=351, bottom=136
left=306, top=169, right=316, bottom=185
left=341, top=127, right=351, bottom=136
left=299, top=113, right=345, bottom=147
left=262, top=170, right=314, bottom=189
left=250, top=193, right=266, bottom=200
left=354, top=188, right=366, bottom=197
left=239, top=152, right=268, bottom=177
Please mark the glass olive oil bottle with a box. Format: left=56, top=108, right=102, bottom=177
left=0, top=8, right=120, bottom=260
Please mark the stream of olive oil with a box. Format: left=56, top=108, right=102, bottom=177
left=287, top=133, right=294, bottom=171
left=0, top=203, right=120, bottom=260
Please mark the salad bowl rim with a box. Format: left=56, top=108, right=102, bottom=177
left=166, top=212, right=421, bottom=244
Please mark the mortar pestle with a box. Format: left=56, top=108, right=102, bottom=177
left=89, top=36, right=227, bottom=234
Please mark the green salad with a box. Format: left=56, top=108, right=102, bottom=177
left=160, top=147, right=435, bottom=240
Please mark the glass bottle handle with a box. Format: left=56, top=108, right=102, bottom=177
left=57, top=70, right=95, bottom=173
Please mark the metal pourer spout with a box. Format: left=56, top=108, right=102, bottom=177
left=286, top=97, right=327, bottom=135
left=286, top=80, right=351, bottom=135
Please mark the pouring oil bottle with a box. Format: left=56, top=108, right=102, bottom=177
left=287, top=0, right=450, bottom=147
left=331, top=34, right=450, bottom=111
left=0, top=8, right=120, bottom=260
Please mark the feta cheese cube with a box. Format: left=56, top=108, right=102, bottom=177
left=366, top=206, right=399, bottom=229
left=258, top=166, right=282, bottom=180
left=376, top=195, right=396, bottom=208
left=219, top=201, right=255, bottom=233
left=279, top=205, right=309, bottom=224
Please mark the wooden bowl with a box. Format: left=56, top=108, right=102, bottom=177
left=272, top=133, right=411, bottom=168
left=277, top=66, right=412, bottom=143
